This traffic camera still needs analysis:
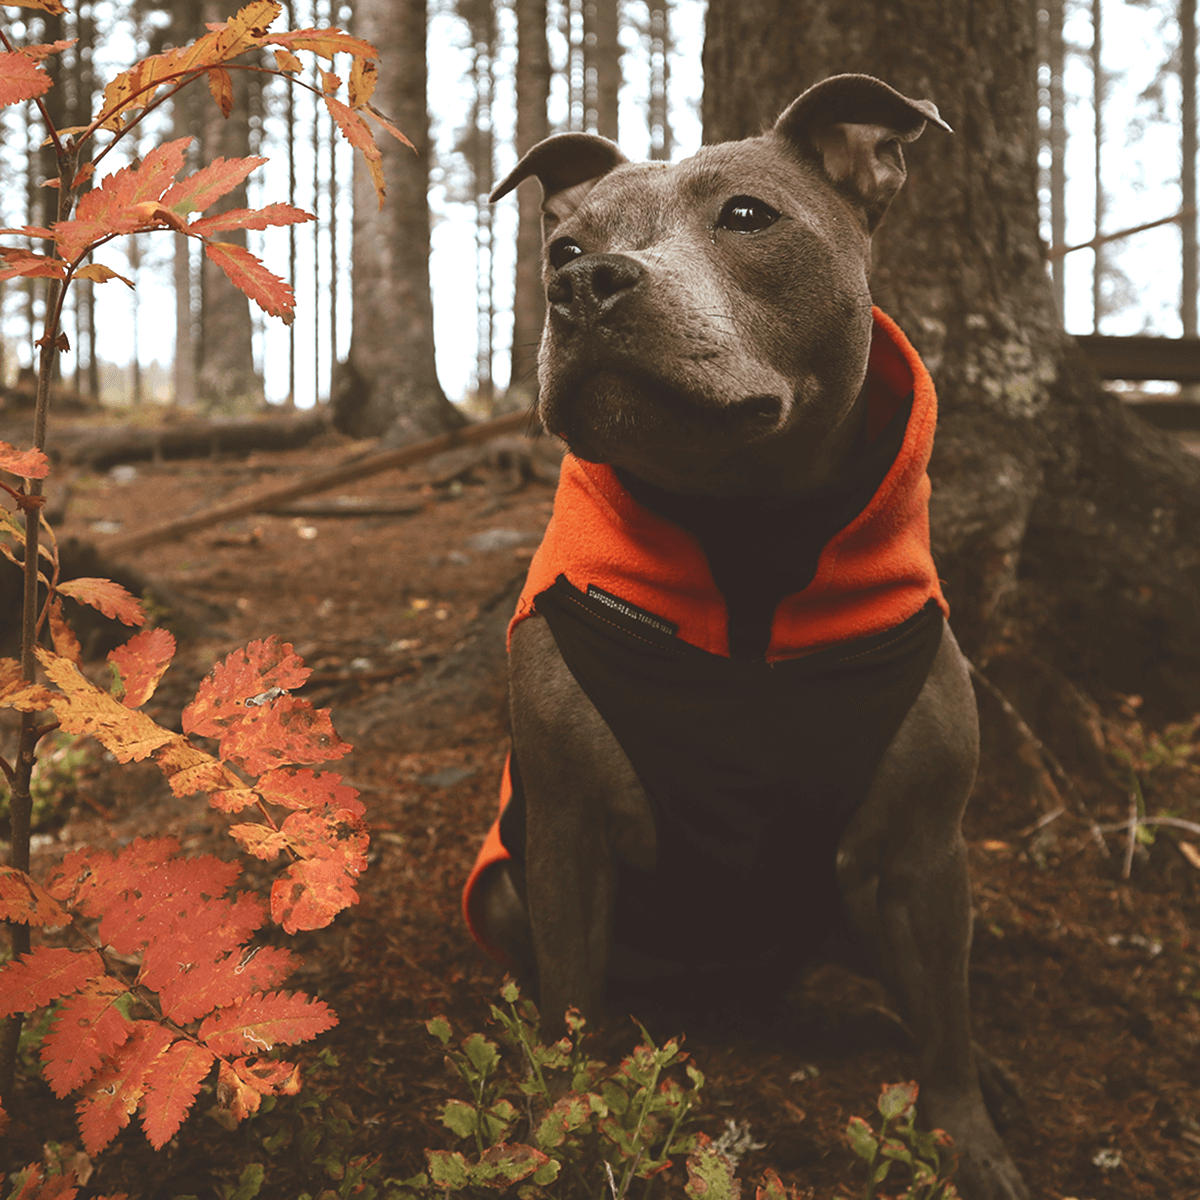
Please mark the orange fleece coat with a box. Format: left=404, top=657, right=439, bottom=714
left=464, top=308, right=946, bottom=963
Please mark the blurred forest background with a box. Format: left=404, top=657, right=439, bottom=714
left=0, top=0, right=1195, bottom=424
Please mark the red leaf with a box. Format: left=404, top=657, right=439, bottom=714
left=203, top=240, right=296, bottom=323
left=47, top=837, right=178, bottom=915
left=108, top=628, right=176, bottom=709
left=198, top=990, right=336, bottom=1055
left=257, top=767, right=365, bottom=818
left=265, top=27, right=379, bottom=60
left=0, top=40, right=74, bottom=108
left=158, top=945, right=296, bottom=1024
left=160, top=154, right=266, bottom=216
left=182, top=636, right=310, bottom=739
left=280, top=811, right=368, bottom=876
left=40, top=977, right=131, bottom=1097
left=228, top=823, right=289, bottom=860
left=0, top=441, right=50, bottom=480
left=218, top=696, right=350, bottom=775
left=6, top=1164, right=78, bottom=1200
left=0, top=247, right=68, bottom=282
left=57, top=578, right=145, bottom=626
left=0, top=865, right=71, bottom=928
left=187, top=201, right=314, bottom=236
left=271, top=856, right=359, bottom=933
left=137, top=891, right=265, bottom=993
left=0, top=947, right=102, bottom=1018
left=75, top=1022, right=174, bottom=1154
left=140, top=1041, right=215, bottom=1149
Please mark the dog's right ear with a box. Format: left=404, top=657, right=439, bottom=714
left=490, top=133, right=628, bottom=239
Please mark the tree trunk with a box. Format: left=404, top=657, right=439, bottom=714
left=702, top=0, right=1200, bottom=718
left=339, top=0, right=463, bottom=441
left=197, top=0, right=262, bottom=408
left=647, top=0, right=672, bottom=161
left=509, top=0, right=551, bottom=406
left=1182, top=0, right=1197, bottom=336
left=584, top=0, right=620, bottom=142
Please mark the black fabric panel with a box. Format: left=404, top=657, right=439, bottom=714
left=614, top=392, right=914, bottom=660
left=502, top=585, right=944, bottom=968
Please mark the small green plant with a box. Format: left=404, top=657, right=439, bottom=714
left=0, top=729, right=91, bottom=829
left=395, top=980, right=709, bottom=1198
left=845, top=1082, right=959, bottom=1200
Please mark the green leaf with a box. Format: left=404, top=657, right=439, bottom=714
left=225, top=1163, right=265, bottom=1200
left=463, top=1032, right=502, bottom=1076
left=535, top=1091, right=605, bottom=1148
left=500, top=979, right=520, bottom=1003
left=467, top=1143, right=552, bottom=1189
left=845, top=1116, right=879, bottom=1161
left=426, top=1015, right=452, bottom=1045
left=440, top=1099, right=481, bottom=1140
left=426, top=1150, right=471, bottom=1190
left=877, top=1081, right=919, bottom=1122
left=879, top=1138, right=914, bottom=1167
left=684, top=1139, right=741, bottom=1200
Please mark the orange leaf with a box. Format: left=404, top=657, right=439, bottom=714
left=266, top=27, right=379, bottom=60
left=229, top=823, right=289, bottom=860
left=38, top=649, right=175, bottom=763
left=280, top=811, right=367, bottom=876
left=187, top=201, right=314, bottom=237
left=0, top=247, right=67, bottom=281
left=48, top=597, right=82, bottom=665
left=363, top=102, right=415, bottom=150
left=0, top=440, right=50, bottom=479
left=199, top=990, right=336, bottom=1055
left=321, top=69, right=341, bottom=94
left=0, top=947, right=102, bottom=1018
left=7, top=0, right=68, bottom=14
left=216, top=1056, right=300, bottom=1119
left=272, top=46, right=303, bottom=72
left=47, top=838, right=178, bottom=914
left=140, top=1041, right=215, bottom=1149
left=208, top=785, right=261, bottom=813
left=256, top=766, right=365, bottom=818
left=56, top=577, right=145, bottom=625
left=348, top=57, right=376, bottom=109
left=217, top=695, right=350, bottom=775
left=6, top=1165, right=78, bottom=1200
left=0, top=866, right=71, bottom=928
left=154, top=738, right=243, bottom=799
left=207, top=67, right=233, bottom=116
left=0, top=51, right=53, bottom=107
left=182, top=637, right=310, bottom=738
left=108, top=627, right=176, bottom=709
left=203, top=240, right=296, bottom=323
left=161, top=154, right=264, bottom=216
left=325, top=95, right=384, bottom=208
left=74, top=263, right=135, bottom=288
left=0, top=658, right=56, bottom=713
left=158, top=944, right=296, bottom=1024
left=40, top=977, right=131, bottom=1097
left=271, top=856, right=359, bottom=933
left=51, top=139, right=192, bottom=261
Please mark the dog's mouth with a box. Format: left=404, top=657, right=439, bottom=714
left=542, top=369, right=789, bottom=458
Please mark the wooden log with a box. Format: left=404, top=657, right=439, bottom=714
left=99, top=410, right=533, bottom=557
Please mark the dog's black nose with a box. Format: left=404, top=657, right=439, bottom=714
left=547, top=254, right=644, bottom=328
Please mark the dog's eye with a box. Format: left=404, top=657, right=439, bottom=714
left=549, top=239, right=585, bottom=269
left=717, top=196, right=780, bottom=233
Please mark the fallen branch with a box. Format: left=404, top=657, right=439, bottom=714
left=99, top=410, right=533, bottom=557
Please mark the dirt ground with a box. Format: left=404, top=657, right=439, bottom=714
left=5, top=417, right=1200, bottom=1199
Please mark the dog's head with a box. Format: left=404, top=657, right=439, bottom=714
left=493, top=75, right=949, bottom=496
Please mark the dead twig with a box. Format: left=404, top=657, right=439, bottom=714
left=968, top=661, right=1111, bottom=859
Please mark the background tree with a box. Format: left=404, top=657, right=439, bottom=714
left=646, top=0, right=672, bottom=160
left=508, top=0, right=551, bottom=405
left=337, top=0, right=463, bottom=441
left=702, top=0, right=1200, bottom=725
left=584, top=0, right=620, bottom=141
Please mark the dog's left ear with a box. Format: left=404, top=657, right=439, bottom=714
left=490, top=132, right=629, bottom=240
left=774, top=74, right=951, bottom=231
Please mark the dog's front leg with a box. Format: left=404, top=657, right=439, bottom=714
left=509, top=616, right=654, bottom=1033
left=838, top=622, right=1027, bottom=1200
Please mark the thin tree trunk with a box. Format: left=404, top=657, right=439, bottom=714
left=1182, top=0, right=1197, bottom=337
left=585, top=0, right=620, bottom=141
left=1046, top=0, right=1066, bottom=318
left=702, top=0, right=1200, bottom=716
left=340, top=0, right=463, bottom=440
left=1091, top=0, right=1104, bottom=333
left=647, top=0, right=672, bottom=161
left=508, top=0, right=551, bottom=406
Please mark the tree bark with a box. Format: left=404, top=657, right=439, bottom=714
left=702, top=0, right=1200, bottom=717
left=508, top=0, right=551, bottom=407
left=339, top=0, right=464, bottom=442
left=584, top=0, right=620, bottom=142
left=197, top=0, right=262, bottom=408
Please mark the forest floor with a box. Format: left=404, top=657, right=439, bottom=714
left=5, top=414, right=1200, bottom=1200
